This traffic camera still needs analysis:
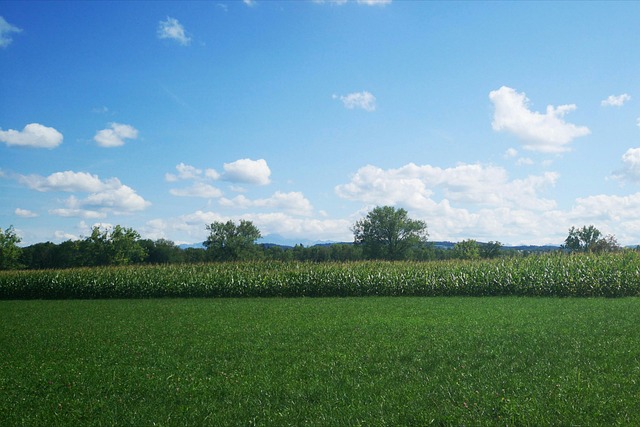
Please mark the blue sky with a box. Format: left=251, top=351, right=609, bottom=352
left=2, top=0, right=640, bottom=246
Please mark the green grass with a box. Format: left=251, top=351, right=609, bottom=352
left=2, top=297, right=640, bottom=426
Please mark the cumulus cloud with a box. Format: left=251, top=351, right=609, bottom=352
left=19, top=171, right=106, bottom=192
left=49, top=207, right=106, bottom=219
left=166, top=159, right=270, bottom=187
left=336, top=162, right=558, bottom=211
left=0, top=123, right=63, bottom=148
left=219, top=191, right=314, bottom=216
left=357, top=0, right=392, bottom=5
left=94, top=123, right=138, bottom=147
left=222, top=158, right=271, bottom=185
left=314, top=0, right=391, bottom=5
left=335, top=91, right=376, bottom=112
left=489, top=86, right=590, bottom=153
left=0, top=16, right=22, bottom=48
left=612, top=147, right=640, bottom=184
left=16, top=170, right=150, bottom=216
left=15, top=208, right=38, bottom=218
left=170, top=182, right=223, bottom=198
left=165, top=163, right=221, bottom=182
left=601, top=94, right=631, bottom=107
left=157, top=17, right=191, bottom=46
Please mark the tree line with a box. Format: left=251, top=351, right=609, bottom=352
left=0, top=206, right=626, bottom=270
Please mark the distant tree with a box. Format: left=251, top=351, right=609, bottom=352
left=480, top=241, right=503, bottom=259
left=0, top=225, right=23, bottom=270
left=139, top=238, right=184, bottom=264
left=204, top=220, right=262, bottom=261
left=183, top=247, right=207, bottom=263
left=590, top=234, right=621, bottom=254
left=563, top=225, right=620, bottom=253
left=19, top=242, right=57, bottom=269
left=352, top=206, right=428, bottom=260
left=83, top=225, right=147, bottom=266
left=453, top=239, right=481, bottom=260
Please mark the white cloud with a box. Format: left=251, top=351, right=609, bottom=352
left=165, top=163, right=221, bottom=182
left=49, top=208, right=106, bottom=219
left=157, top=17, right=191, bottom=46
left=15, top=208, right=38, bottom=218
left=220, top=191, right=314, bottom=216
left=335, top=91, right=376, bottom=112
left=0, top=16, right=22, bottom=48
left=94, top=123, right=138, bottom=147
left=601, top=94, right=631, bottom=107
left=0, top=123, right=63, bottom=148
left=17, top=170, right=150, bottom=216
left=170, top=182, right=223, bottom=198
left=504, top=148, right=518, bottom=158
left=612, top=147, right=640, bottom=184
left=54, top=230, right=81, bottom=242
left=222, top=158, right=271, bottom=185
left=314, top=0, right=390, bottom=5
left=356, top=0, right=392, bottom=5
left=243, top=0, right=256, bottom=6
left=19, top=171, right=106, bottom=192
left=166, top=163, right=225, bottom=197
left=83, top=185, right=150, bottom=212
left=335, top=162, right=558, bottom=211
left=489, top=86, right=590, bottom=153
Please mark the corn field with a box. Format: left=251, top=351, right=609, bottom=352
left=2, top=252, right=640, bottom=299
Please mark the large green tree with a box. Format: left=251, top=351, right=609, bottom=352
left=0, top=225, right=22, bottom=270
left=82, top=225, right=148, bottom=266
left=352, top=206, right=428, bottom=260
left=453, top=239, right=480, bottom=260
left=563, top=225, right=620, bottom=253
left=204, top=220, right=262, bottom=261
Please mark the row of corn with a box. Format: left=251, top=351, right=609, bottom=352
left=1, top=252, right=640, bottom=299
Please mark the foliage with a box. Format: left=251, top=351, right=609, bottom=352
left=453, top=239, right=480, bottom=260
left=3, top=252, right=640, bottom=299
left=564, top=225, right=620, bottom=253
left=83, top=225, right=148, bottom=266
left=2, top=298, right=640, bottom=426
left=0, top=225, right=22, bottom=270
left=480, top=241, right=503, bottom=258
left=352, top=206, right=428, bottom=260
left=204, top=220, right=262, bottom=261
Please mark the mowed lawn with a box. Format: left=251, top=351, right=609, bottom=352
left=1, top=297, right=639, bottom=426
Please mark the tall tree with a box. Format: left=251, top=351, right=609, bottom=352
left=83, top=225, right=147, bottom=266
left=204, top=220, right=262, bottom=261
left=352, top=206, right=428, bottom=260
left=453, top=239, right=481, bottom=260
left=563, top=225, right=620, bottom=253
left=0, top=225, right=23, bottom=270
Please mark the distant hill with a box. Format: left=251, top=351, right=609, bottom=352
left=179, top=238, right=561, bottom=253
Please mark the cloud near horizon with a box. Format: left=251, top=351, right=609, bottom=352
left=16, top=170, right=150, bottom=217
left=490, top=86, right=590, bottom=153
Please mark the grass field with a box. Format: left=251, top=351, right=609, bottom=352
left=1, top=297, right=639, bottom=426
